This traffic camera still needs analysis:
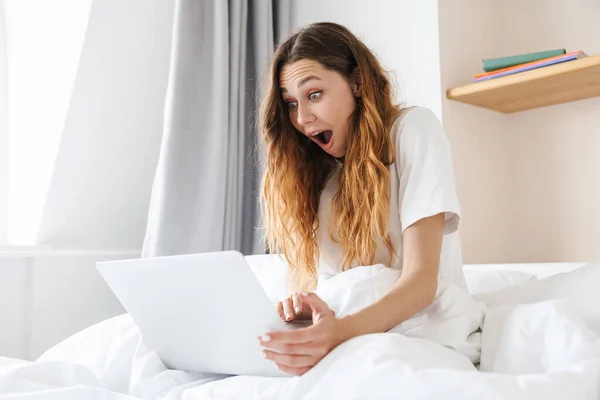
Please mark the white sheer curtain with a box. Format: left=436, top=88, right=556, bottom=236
left=3, top=0, right=91, bottom=245
left=0, top=2, right=7, bottom=245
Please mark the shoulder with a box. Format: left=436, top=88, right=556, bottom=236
left=391, top=106, right=444, bottom=145
left=390, top=106, right=453, bottom=170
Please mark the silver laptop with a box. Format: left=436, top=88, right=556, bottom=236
left=96, top=250, right=304, bottom=377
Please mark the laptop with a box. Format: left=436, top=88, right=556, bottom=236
left=96, top=250, right=306, bottom=377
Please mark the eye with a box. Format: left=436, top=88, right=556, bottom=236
left=308, top=91, right=322, bottom=102
left=286, top=101, right=298, bottom=111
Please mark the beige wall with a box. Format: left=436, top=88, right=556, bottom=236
left=501, top=1, right=600, bottom=262
left=439, top=0, right=600, bottom=263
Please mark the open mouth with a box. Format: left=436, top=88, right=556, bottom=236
left=311, top=130, right=333, bottom=146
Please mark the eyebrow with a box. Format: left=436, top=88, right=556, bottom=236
left=280, top=75, right=322, bottom=93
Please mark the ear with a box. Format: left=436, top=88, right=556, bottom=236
left=351, top=68, right=362, bottom=97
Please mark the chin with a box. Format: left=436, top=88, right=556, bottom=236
left=327, top=149, right=345, bottom=159
left=324, top=147, right=337, bottom=157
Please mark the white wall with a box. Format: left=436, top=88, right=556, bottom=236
left=36, top=0, right=175, bottom=250
left=0, top=252, right=132, bottom=360
left=290, top=0, right=443, bottom=119
left=0, top=256, right=28, bottom=359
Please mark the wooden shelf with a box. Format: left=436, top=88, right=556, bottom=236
left=446, top=53, right=600, bottom=113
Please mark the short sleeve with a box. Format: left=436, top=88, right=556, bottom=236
left=395, top=107, right=461, bottom=234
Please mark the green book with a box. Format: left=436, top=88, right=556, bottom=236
left=482, top=49, right=566, bottom=72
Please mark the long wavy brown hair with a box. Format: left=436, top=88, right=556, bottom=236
left=259, top=22, right=402, bottom=292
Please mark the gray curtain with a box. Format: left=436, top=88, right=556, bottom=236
left=142, top=0, right=291, bottom=257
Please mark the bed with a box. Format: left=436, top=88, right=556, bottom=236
left=0, top=258, right=598, bottom=400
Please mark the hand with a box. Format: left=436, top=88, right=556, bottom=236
left=259, top=292, right=350, bottom=376
left=275, top=292, right=335, bottom=322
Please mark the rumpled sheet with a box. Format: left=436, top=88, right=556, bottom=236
left=1, top=265, right=599, bottom=399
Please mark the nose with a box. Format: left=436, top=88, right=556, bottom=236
left=296, top=103, right=315, bottom=129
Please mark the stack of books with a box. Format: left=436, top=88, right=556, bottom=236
left=476, top=49, right=587, bottom=82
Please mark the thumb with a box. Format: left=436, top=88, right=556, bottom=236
left=299, top=292, right=332, bottom=318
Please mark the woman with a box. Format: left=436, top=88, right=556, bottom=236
left=257, top=22, right=466, bottom=376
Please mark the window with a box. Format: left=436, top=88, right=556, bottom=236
left=1, top=0, right=91, bottom=245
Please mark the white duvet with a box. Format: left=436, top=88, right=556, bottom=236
left=1, top=264, right=600, bottom=399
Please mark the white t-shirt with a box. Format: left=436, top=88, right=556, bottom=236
left=315, top=106, right=467, bottom=289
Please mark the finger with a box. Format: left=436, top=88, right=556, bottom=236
left=299, top=292, right=331, bottom=317
left=261, top=326, right=314, bottom=344
left=276, top=301, right=284, bottom=320
left=262, top=348, right=316, bottom=368
left=275, top=364, right=311, bottom=376
left=260, top=339, right=325, bottom=356
left=292, top=293, right=302, bottom=315
left=282, top=297, right=294, bottom=321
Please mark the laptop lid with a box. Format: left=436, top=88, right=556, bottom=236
left=96, top=250, right=296, bottom=377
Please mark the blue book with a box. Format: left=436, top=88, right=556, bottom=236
left=475, top=51, right=587, bottom=82
left=482, top=49, right=566, bottom=72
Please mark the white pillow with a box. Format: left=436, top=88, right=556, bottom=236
left=475, top=262, right=600, bottom=335
left=480, top=299, right=600, bottom=374
left=463, top=269, right=537, bottom=295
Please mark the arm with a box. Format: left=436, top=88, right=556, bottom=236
left=339, top=212, right=444, bottom=339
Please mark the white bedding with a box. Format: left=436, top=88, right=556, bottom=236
left=1, top=260, right=599, bottom=399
